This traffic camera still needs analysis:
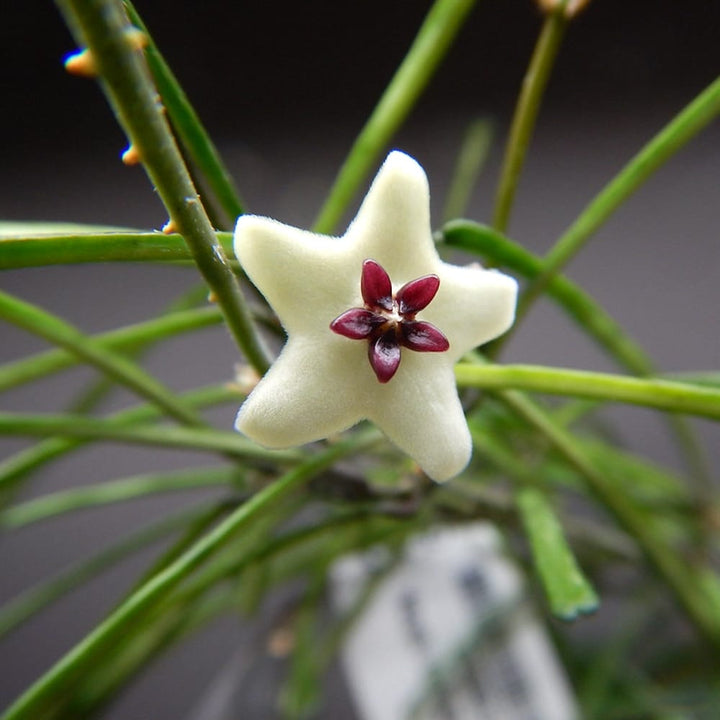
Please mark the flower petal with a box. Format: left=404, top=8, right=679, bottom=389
left=400, top=321, right=449, bottom=353
left=396, top=274, right=440, bottom=315
left=344, top=152, right=438, bottom=281
left=330, top=308, right=384, bottom=339
left=232, top=151, right=518, bottom=482
left=361, top=259, right=393, bottom=311
left=367, top=354, right=471, bottom=481
left=368, top=330, right=401, bottom=383
left=236, top=336, right=366, bottom=448
left=421, top=264, right=519, bottom=361
left=234, top=215, right=358, bottom=336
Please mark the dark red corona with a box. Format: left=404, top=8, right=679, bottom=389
left=330, top=259, right=449, bottom=383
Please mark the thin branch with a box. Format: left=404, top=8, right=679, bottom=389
left=492, top=2, right=569, bottom=232
left=0, top=289, right=202, bottom=426
left=455, top=363, right=720, bottom=420
left=55, top=0, right=270, bottom=372
left=312, top=0, right=477, bottom=234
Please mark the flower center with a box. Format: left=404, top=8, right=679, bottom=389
left=330, top=258, right=449, bottom=383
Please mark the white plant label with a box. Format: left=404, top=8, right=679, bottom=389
left=331, top=524, right=579, bottom=720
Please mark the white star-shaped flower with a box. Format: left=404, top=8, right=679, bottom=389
left=233, top=151, right=517, bottom=481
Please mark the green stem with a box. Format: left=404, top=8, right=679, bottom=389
left=442, top=119, right=494, bottom=222
left=0, top=384, right=239, bottom=496
left=497, top=389, right=720, bottom=648
left=0, top=306, right=221, bottom=393
left=55, top=0, right=269, bottom=373
left=455, top=363, right=720, bottom=420
left=312, top=0, right=477, bottom=235
left=126, top=498, right=240, bottom=597
left=492, top=3, right=568, bottom=232
left=0, top=505, right=210, bottom=639
left=0, top=231, right=233, bottom=269
left=71, top=511, right=407, bottom=718
left=65, top=284, right=227, bottom=416
left=0, top=467, right=243, bottom=529
left=0, top=432, right=373, bottom=720
left=443, top=220, right=650, bottom=371
left=517, top=73, right=720, bottom=321
left=0, top=410, right=301, bottom=463
left=515, top=485, right=599, bottom=619
left=122, top=1, right=245, bottom=224
left=173, top=509, right=409, bottom=631
left=0, top=289, right=201, bottom=426
left=443, top=219, right=711, bottom=487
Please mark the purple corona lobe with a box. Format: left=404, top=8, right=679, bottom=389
left=396, top=274, right=440, bottom=316
left=330, top=258, right=449, bottom=383
left=330, top=308, right=383, bottom=339
left=401, top=321, right=450, bottom=352
left=360, top=259, right=393, bottom=311
left=369, top=331, right=402, bottom=383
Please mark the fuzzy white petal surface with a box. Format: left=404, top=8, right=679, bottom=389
left=234, top=216, right=358, bottom=335
left=232, top=150, right=518, bottom=481
left=235, top=335, right=366, bottom=448
left=344, top=151, right=438, bottom=281
left=365, top=353, right=471, bottom=481
left=422, top=265, right=519, bottom=360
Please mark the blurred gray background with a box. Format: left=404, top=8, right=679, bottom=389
left=2, top=0, right=720, bottom=717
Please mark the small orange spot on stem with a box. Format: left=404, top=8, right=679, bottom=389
left=64, top=49, right=97, bottom=77
left=124, top=27, right=149, bottom=51
left=121, top=145, right=141, bottom=166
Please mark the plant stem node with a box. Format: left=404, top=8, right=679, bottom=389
left=124, top=27, right=149, bottom=51
left=121, top=145, right=141, bottom=166
left=64, top=48, right=97, bottom=77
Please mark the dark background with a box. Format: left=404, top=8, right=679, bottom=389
left=2, top=1, right=720, bottom=718
left=4, top=0, right=720, bottom=156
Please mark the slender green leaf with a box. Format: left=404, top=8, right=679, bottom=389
left=663, top=372, right=720, bottom=389
left=443, top=220, right=652, bottom=373
left=65, top=284, right=221, bottom=416
left=0, top=505, right=210, bottom=639
left=126, top=500, right=237, bottom=596
left=0, top=384, right=239, bottom=497
left=0, top=288, right=202, bottom=426
left=442, top=119, right=494, bottom=222
left=467, top=419, right=638, bottom=563
left=0, top=466, right=243, bottom=529
left=516, top=486, right=599, bottom=619
left=56, top=0, right=270, bottom=372
left=313, top=0, right=477, bottom=234
left=0, top=231, right=233, bottom=269
left=0, top=222, right=131, bottom=236
left=0, top=410, right=301, bottom=463
left=280, top=571, right=327, bottom=720
left=0, top=306, right=221, bottom=393
left=1, top=430, right=377, bottom=720
left=492, top=3, right=568, bottom=232
left=445, top=220, right=710, bottom=486
left=123, top=1, right=245, bottom=223
left=455, top=363, right=720, bottom=421
left=519, top=73, right=720, bottom=317
left=497, top=388, right=720, bottom=648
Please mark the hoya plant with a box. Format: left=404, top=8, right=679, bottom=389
left=1, top=0, right=719, bottom=718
